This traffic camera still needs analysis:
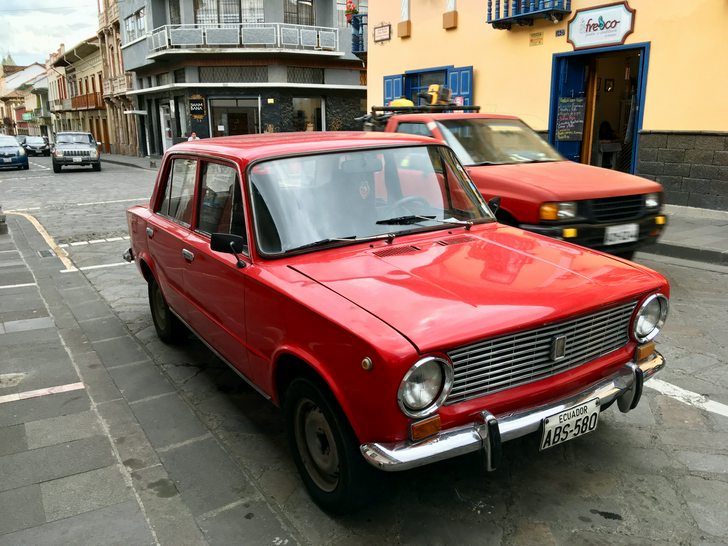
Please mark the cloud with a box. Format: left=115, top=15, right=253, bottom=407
left=0, top=0, right=98, bottom=65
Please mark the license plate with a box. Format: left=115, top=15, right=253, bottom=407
left=540, top=398, right=599, bottom=450
left=604, top=223, right=638, bottom=245
left=72, top=157, right=83, bottom=163
left=2, top=158, right=10, bottom=163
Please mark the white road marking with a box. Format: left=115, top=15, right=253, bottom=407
left=3, top=210, right=75, bottom=271
left=0, top=249, right=20, bottom=254
left=0, top=381, right=85, bottom=405
left=76, top=198, right=148, bottom=206
left=58, top=236, right=130, bottom=248
left=7, top=206, right=41, bottom=212
left=646, top=378, right=728, bottom=419
left=60, top=261, right=132, bottom=273
left=0, top=282, right=37, bottom=290
left=0, top=175, right=53, bottom=181
left=29, top=161, right=51, bottom=170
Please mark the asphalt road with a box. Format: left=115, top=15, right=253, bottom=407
left=2, top=156, right=727, bottom=545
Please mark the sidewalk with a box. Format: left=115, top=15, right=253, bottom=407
left=102, top=152, right=728, bottom=265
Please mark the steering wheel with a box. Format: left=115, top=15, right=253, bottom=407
left=393, top=195, right=431, bottom=215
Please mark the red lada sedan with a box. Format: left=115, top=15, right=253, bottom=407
left=125, top=132, right=669, bottom=513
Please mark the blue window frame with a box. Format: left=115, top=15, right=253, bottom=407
left=383, top=65, right=473, bottom=106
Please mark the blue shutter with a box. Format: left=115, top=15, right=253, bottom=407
left=447, top=66, right=473, bottom=106
left=383, top=74, right=404, bottom=106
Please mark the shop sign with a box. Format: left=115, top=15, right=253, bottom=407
left=529, top=32, right=543, bottom=46
left=22, top=113, right=33, bottom=121
left=373, top=23, right=391, bottom=43
left=567, top=2, right=635, bottom=51
left=189, top=95, right=206, bottom=120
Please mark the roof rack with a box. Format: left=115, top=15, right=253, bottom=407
left=371, top=104, right=481, bottom=114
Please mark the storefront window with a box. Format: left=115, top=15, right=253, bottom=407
left=292, top=97, right=323, bottom=131
left=209, top=98, right=260, bottom=136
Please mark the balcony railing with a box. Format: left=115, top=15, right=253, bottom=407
left=148, top=22, right=340, bottom=54
left=71, top=93, right=104, bottom=110
left=103, top=74, right=132, bottom=96
left=487, top=0, right=571, bottom=29
left=351, top=13, right=367, bottom=57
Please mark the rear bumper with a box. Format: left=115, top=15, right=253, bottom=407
left=360, top=351, right=664, bottom=472
left=519, top=214, right=667, bottom=252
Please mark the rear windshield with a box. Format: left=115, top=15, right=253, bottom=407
left=57, top=134, right=93, bottom=144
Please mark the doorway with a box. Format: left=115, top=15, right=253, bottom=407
left=549, top=43, right=649, bottom=174
left=159, top=103, right=174, bottom=151
left=209, top=98, right=260, bottom=136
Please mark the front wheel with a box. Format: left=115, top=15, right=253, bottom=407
left=148, top=276, right=185, bottom=344
left=92, top=163, right=101, bottom=172
left=53, top=163, right=61, bottom=173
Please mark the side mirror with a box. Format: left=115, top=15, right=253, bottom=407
left=210, top=233, right=247, bottom=268
left=487, top=196, right=501, bottom=216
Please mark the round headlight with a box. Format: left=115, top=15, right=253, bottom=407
left=632, top=294, right=668, bottom=342
left=645, top=192, right=661, bottom=209
left=397, top=356, right=453, bottom=418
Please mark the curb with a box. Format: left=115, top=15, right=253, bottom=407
left=101, top=157, right=159, bottom=171
left=640, top=242, right=728, bottom=265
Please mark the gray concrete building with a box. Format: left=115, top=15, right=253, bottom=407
left=119, top=0, right=368, bottom=156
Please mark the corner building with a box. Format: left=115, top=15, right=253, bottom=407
left=365, top=0, right=728, bottom=211
left=119, top=0, right=367, bottom=156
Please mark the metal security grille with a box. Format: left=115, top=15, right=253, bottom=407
left=445, top=301, right=637, bottom=404
left=199, top=66, right=267, bottom=83
left=589, top=195, right=644, bottom=222
left=287, top=66, right=323, bottom=84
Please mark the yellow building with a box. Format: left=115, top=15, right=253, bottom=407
left=364, top=0, right=728, bottom=210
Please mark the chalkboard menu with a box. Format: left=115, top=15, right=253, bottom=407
left=555, top=97, right=586, bottom=141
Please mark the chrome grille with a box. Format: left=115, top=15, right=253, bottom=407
left=445, top=301, right=637, bottom=404
left=64, top=149, right=91, bottom=157
left=590, top=195, right=644, bottom=222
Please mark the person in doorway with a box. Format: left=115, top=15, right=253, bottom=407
left=188, top=132, right=200, bottom=141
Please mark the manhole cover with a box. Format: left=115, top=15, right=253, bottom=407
left=37, top=249, right=54, bottom=258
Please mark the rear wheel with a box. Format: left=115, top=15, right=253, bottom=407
left=284, top=377, right=378, bottom=514
left=148, top=276, right=185, bottom=344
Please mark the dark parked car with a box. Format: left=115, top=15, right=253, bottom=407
left=0, top=135, right=29, bottom=170
left=14, top=135, right=27, bottom=147
left=52, top=132, right=101, bottom=172
left=23, top=136, right=51, bottom=156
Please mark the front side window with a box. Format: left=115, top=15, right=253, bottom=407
left=437, top=118, right=563, bottom=166
left=197, top=162, right=246, bottom=245
left=158, top=158, right=197, bottom=226
left=249, top=145, right=492, bottom=255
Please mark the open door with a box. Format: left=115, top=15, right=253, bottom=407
left=551, top=56, right=588, bottom=162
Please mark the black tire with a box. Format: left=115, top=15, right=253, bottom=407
left=53, top=163, right=61, bottom=173
left=93, top=163, right=101, bottom=172
left=614, top=250, right=636, bottom=261
left=284, top=377, right=378, bottom=514
left=148, top=276, right=185, bottom=344
left=22, top=164, right=29, bottom=170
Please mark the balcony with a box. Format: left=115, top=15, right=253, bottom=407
left=103, top=74, right=132, bottom=96
left=148, top=22, right=341, bottom=57
left=487, top=0, right=571, bottom=30
left=71, top=93, right=104, bottom=110
left=98, top=2, right=119, bottom=28
left=351, top=13, right=367, bottom=58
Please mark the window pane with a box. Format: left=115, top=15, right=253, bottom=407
left=284, top=0, right=314, bottom=25
left=198, top=162, right=241, bottom=236
left=166, top=159, right=197, bottom=225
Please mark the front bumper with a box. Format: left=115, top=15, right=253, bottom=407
left=0, top=156, right=28, bottom=168
left=520, top=214, right=667, bottom=252
left=53, top=156, right=100, bottom=166
left=361, top=351, right=664, bottom=471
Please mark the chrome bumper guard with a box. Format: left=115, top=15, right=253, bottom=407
left=360, top=352, right=664, bottom=472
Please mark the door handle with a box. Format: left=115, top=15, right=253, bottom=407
left=146, top=226, right=154, bottom=238
left=181, top=248, right=195, bottom=262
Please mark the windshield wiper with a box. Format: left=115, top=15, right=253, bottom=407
left=467, top=160, right=502, bottom=166
left=376, top=215, right=435, bottom=225
left=286, top=233, right=395, bottom=252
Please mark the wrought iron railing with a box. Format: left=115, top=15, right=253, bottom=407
left=487, top=0, right=571, bottom=29
left=148, top=22, right=340, bottom=53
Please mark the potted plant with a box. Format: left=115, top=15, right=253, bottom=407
left=345, top=0, right=358, bottom=24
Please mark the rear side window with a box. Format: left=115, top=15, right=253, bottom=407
left=158, top=158, right=197, bottom=226
left=396, top=122, right=433, bottom=138
left=197, top=162, right=247, bottom=246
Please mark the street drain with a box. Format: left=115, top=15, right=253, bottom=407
left=37, top=249, right=54, bottom=258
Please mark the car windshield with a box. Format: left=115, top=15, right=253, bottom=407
left=436, top=118, right=563, bottom=166
left=27, top=137, right=45, bottom=145
left=56, top=134, right=93, bottom=144
left=0, top=136, right=18, bottom=146
left=249, top=145, right=494, bottom=255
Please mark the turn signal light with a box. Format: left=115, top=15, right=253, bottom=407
left=635, top=341, right=656, bottom=362
left=410, top=414, right=441, bottom=442
left=540, top=203, right=559, bottom=220
left=655, top=216, right=666, bottom=225
left=562, top=228, right=578, bottom=238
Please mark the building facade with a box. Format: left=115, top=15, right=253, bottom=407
left=0, top=63, right=46, bottom=135
left=50, top=39, right=109, bottom=151
left=98, top=0, right=139, bottom=155
left=119, top=0, right=367, bottom=156
left=365, top=0, right=728, bottom=211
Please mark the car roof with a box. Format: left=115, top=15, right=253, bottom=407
left=389, top=113, right=521, bottom=122
left=56, top=131, right=92, bottom=135
left=169, top=131, right=437, bottom=162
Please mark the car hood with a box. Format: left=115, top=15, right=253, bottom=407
left=0, top=145, right=19, bottom=151
left=467, top=160, right=663, bottom=201
left=55, top=143, right=93, bottom=149
left=289, top=225, right=664, bottom=353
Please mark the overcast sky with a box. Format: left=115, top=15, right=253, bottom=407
left=0, top=0, right=99, bottom=67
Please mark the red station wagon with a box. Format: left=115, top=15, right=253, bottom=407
left=384, top=112, right=667, bottom=259
left=125, top=132, right=669, bottom=513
